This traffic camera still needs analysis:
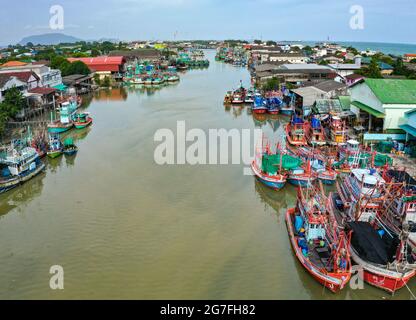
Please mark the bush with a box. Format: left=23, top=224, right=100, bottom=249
left=102, top=76, right=111, bottom=87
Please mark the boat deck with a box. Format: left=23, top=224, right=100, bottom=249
left=290, top=214, right=333, bottom=272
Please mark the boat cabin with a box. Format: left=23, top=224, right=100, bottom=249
left=350, top=168, right=385, bottom=199
left=345, top=139, right=360, bottom=154
left=0, top=147, right=39, bottom=177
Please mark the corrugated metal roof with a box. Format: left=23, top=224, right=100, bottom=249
left=364, top=78, right=416, bottom=105
left=67, top=56, right=125, bottom=65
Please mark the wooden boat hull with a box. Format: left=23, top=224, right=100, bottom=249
left=74, top=118, right=93, bottom=129
left=287, top=176, right=315, bottom=187
left=286, top=208, right=351, bottom=293
left=317, top=172, right=338, bottom=185
left=319, top=177, right=337, bottom=185
left=349, top=246, right=416, bottom=294
left=252, top=108, right=268, bottom=114
left=268, top=110, right=280, bottom=115
left=280, top=108, right=294, bottom=116
left=251, top=162, right=286, bottom=190
left=47, top=123, right=73, bottom=134
left=47, top=150, right=63, bottom=159
left=0, top=162, right=45, bottom=194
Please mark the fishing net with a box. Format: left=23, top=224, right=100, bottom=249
left=261, top=154, right=303, bottom=174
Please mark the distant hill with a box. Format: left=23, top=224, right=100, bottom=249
left=18, top=33, right=82, bottom=46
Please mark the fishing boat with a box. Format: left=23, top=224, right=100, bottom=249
left=285, top=116, right=309, bottom=147
left=132, top=76, right=144, bottom=85
left=287, top=160, right=316, bottom=187
left=286, top=145, right=337, bottom=185
left=0, top=144, right=45, bottom=194
left=336, top=168, right=385, bottom=217
left=311, top=159, right=338, bottom=185
left=280, top=104, right=294, bottom=116
left=285, top=187, right=352, bottom=293
left=251, top=139, right=301, bottom=190
left=29, top=129, right=48, bottom=158
left=224, top=91, right=233, bottom=105
left=252, top=95, right=268, bottom=114
left=329, top=116, right=348, bottom=145
left=380, top=169, right=416, bottom=251
left=47, top=101, right=77, bottom=133
left=167, top=74, right=180, bottom=82
left=332, top=168, right=416, bottom=293
left=347, top=221, right=416, bottom=293
left=244, top=89, right=255, bottom=104
left=63, top=138, right=78, bottom=156
left=152, top=76, right=164, bottom=86
left=143, top=77, right=153, bottom=85
left=308, top=116, right=326, bottom=146
left=73, top=112, right=93, bottom=129
left=47, top=134, right=64, bottom=159
left=266, top=97, right=281, bottom=115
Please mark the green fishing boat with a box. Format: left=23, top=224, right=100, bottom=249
left=74, top=112, right=93, bottom=129
left=63, top=138, right=78, bottom=156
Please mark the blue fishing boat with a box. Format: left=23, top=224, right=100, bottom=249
left=252, top=95, right=268, bottom=114
left=266, top=97, right=282, bottom=115
left=287, top=161, right=316, bottom=187
left=0, top=144, right=45, bottom=194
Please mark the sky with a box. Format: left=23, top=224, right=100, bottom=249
left=0, top=0, right=415, bottom=45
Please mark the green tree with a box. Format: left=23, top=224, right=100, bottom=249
left=253, top=40, right=262, bottom=45
left=393, top=57, right=407, bottom=76
left=0, top=87, right=26, bottom=118
left=367, top=59, right=382, bottom=78
left=93, top=73, right=101, bottom=86
left=64, top=61, right=91, bottom=76
left=262, top=77, right=279, bottom=91
left=410, top=59, right=416, bottom=64
left=346, top=46, right=359, bottom=55
left=102, top=76, right=111, bottom=87
left=266, top=41, right=277, bottom=46
left=91, top=49, right=100, bottom=57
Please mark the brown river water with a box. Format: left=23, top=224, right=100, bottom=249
left=0, top=51, right=414, bottom=299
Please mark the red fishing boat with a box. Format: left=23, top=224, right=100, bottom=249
left=331, top=171, right=416, bottom=294
left=285, top=116, right=309, bottom=147
left=286, top=187, right=352, bottom=293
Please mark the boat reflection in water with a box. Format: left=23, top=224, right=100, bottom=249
left=93, top=87, right=128, bottom=102
left=254, top=179, right=296, bottom=214
left=0, top=169, right=46, bottom=218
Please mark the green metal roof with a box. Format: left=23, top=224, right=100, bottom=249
left=364, top=78, right=416, bottom=104
left=351, top=100, right=385, bottom=118
left=400, top=124, right=416, bottom=137
left=338, top=96, right=351, bottom=111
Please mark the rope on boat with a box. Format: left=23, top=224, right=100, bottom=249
left=394, top=264, right=416, bottom=299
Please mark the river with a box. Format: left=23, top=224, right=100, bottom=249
left=0, top=51, right=414, bottom=300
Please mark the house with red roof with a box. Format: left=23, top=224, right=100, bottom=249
left=0, top=71, right=40, bottom=90
left=404, top=54, right=416, bottom=63
left=67, top=56, right=126, bottom=79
